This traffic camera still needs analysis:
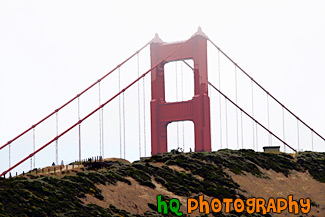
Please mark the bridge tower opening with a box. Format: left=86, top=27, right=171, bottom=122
left=150, top=28, right=212, bottom=155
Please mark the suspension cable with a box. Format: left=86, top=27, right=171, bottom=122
left=137, top=53, right=141, bottom=158
left=235, top=66, right=239, bottom=149
left=218, top=50, right=223, bottom=149
left=0, top=37, right=187, bottom=177
left=207, top=38, right=325, bottom=143
left=209, top=81, right=297, bottom=153
left=55, top=111, right=59, bottom=165
left=0, top=41, right=151, bottom=152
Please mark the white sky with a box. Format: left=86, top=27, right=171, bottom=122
left=1, top=0, right=325, bottom=174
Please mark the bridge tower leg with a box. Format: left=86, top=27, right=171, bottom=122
left=150, top=29, right=211, bottom=155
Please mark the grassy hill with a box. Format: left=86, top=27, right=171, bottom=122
left=0, top=149, right=324, bottom=216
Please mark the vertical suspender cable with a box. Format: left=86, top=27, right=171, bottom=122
left=267, top=94, right=271, bottom=145
left=241, top=111, right=244, bottom=148
left=137, top=53, right=141, bottom=158
left=98, top=82, right=102, bottom=157
left=218, top=50, right=223, bottom=149
left=9, top=144, right=11, bottom=169
left=100, top=82, right=104, bottom=157
left=78, top=97, right=81, bottom=163
left=235, top=66, right=239, bottom=149
left=181, top=62, right=185, bottom=151
left=175, top=62, right=179, bottom=149
left=282, top=106, right=286, bottom=152
left=30, top=148, right=32, bottom=170
left=225, top=98, right=228, bottom=148
left=55, top=111, right=59, bottom=165
left=255, top=121, right=258, bottom=150
left=143, top=76, right=147, bottom=157
left=311, top=131, right=314, bottom=151
left=251, top=80, right=255, bottom=150
left=297, top=119, right=300, bottom=152
left=33, top=127, right=35, bottom=169
left=123, top=92, right=126, bottom=159
left=101, top=107, right=104, bottom=158
left=118, top=68, right=122, bottom=158
left=30, top=128, right=34, bottom=170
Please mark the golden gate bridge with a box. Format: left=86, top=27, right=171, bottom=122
left=1, top=28, right=324, bottom=177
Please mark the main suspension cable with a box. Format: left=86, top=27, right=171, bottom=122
left=207, top=37, right=325, bottom=143
left=0, top=37, right=187, bottom=177
left=0, top=41, right=151, bottom=152
left=209, top=81, right=297, bottom=153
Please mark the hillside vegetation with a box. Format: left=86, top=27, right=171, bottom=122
left=0, top=150, right=324, bottom=216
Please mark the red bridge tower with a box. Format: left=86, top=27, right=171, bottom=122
left=150, top=28, right=212, bottom=155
